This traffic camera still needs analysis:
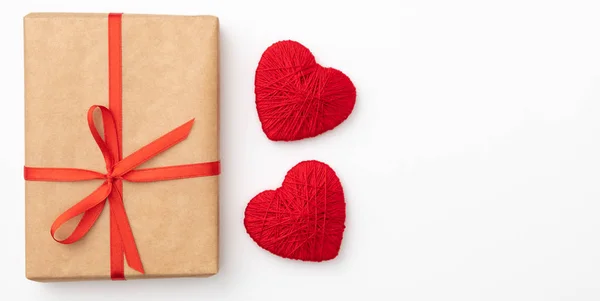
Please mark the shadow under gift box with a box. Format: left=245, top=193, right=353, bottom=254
left=24, top=13, right=220, bottom=282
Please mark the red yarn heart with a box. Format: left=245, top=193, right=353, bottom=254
left=255, top=40, right=356, bottom=141
left=244, top=160, right=346, bottom=261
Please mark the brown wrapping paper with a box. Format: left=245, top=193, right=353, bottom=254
left=24, top=13, right=219, bottom=281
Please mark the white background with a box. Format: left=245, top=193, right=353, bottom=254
left=3, top=0, right=600, bottom=300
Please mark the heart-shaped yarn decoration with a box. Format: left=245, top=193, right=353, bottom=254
left=244, top=160, right=346, bottom=261
left=255, top=40, right=356, bottom=141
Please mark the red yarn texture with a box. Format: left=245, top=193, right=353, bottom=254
left=244, top=160, right=346, bottom=261
left=255, top=40, right=356, bottom=141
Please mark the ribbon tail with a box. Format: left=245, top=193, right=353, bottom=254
left=110, top=183, right=145, bottom=274
left=111, top=119, right=195, bottom=177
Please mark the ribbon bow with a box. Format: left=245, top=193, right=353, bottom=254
left=24, top=105, right=220, bottom=279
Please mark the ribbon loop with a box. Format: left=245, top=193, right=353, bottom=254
left=87, top=105, right=120, bottom=172
left=50, top=181, right=112, bottom=244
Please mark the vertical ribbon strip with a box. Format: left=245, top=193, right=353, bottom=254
left=23, top=13, right=220, bottom=280
left=108, top=12, right=126, bottom=280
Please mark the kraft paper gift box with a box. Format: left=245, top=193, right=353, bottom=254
left=24, top=13, right=220, bottom=281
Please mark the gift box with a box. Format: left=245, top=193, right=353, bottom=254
left=24, top=13, right=220, bottom=281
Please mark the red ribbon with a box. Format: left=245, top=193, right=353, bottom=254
left=23, top=13, right=220, bottom=280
